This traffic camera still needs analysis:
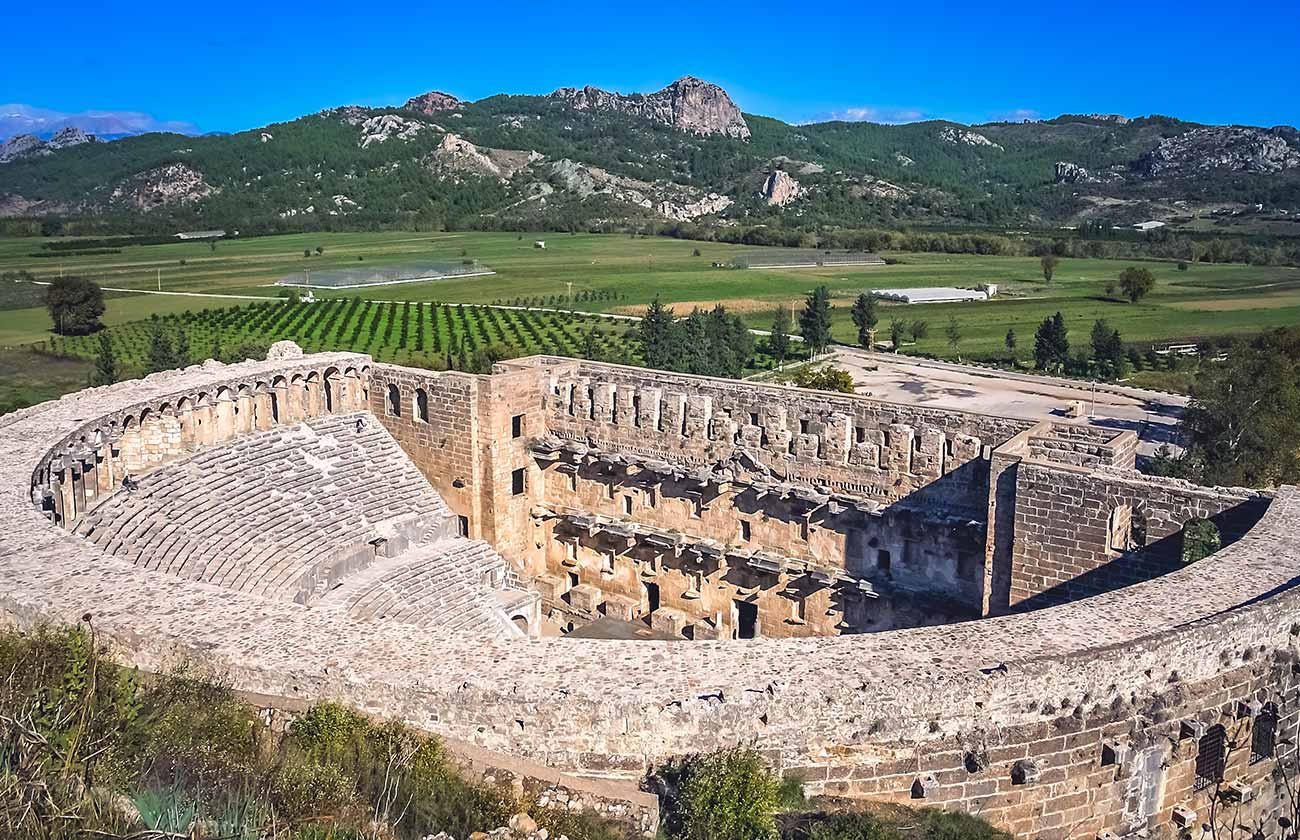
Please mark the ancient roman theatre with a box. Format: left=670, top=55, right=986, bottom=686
left=2, top=342, right=1296, bottom=839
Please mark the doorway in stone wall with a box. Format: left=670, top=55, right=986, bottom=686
left=734, top=599, right=758, bottom=639
left=642, top=581, right=660, bottom=618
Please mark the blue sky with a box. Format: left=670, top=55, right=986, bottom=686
left=5, top=0, right=1298, bottom=134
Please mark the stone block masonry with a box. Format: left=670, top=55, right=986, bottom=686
left=0, top=348, right=1296, bottom=840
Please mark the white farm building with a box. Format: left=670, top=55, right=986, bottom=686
left=872, top=287, right=990, bottom=304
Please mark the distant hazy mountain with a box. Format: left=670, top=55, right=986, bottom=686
left=1, top=79, right=1297, bottom=234
left=0, top=104, right=199, bottom=141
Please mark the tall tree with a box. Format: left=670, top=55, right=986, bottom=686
left=638, top=297, right=676, bottom=369
left=91, top=332, right=117, bottom=386
left=1182, top=328, right=1300, bottom=487
left=768, top=307, right=791, bottom=365
left=1005, top=327, right=1018, bottom=355
left=145, top=319, right=180, bottom=373
left=174, top=328, right=191, bottom=367
left=849, top=293, right=878, bottom=347
left=888, top=319, right=905, bottom=352
left=45, top=275, right=105, bottom=335
left=1040, top=254, right=1060, bottom=282
left=944, top=315, right=962, bottom=357
left=799, top=286, right=833, bottom=356
left=1118, top=266, right=1156, bottom=303
left=1033, top=312, right=1070, bottom=372
left=1090, top=319, right=1126, bottom=379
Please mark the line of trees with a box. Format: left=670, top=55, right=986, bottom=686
left=639, top=299, right=756, bottom=378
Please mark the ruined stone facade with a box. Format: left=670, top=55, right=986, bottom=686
left=1, top=348, right=1296, bottom=840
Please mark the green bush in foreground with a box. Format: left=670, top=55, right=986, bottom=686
left=667, top=748, right=784, bottom=840
left=0, top=623, right=620, bottom=840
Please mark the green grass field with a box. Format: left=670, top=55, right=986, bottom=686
left=2, top=230, right=1299, bottom=406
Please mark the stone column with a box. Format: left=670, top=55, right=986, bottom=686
left=177, top=405, right=196, bottom=450
left=304, top=379, right=321, bottom=418
left=49, top=462, right=66, bottom=527
left=344, top=372, right=363, bottom=411
left=71, top=457, right=87, bottom=520
left=214, top=393, right=236, bottom=442
left=273, top=382, right=290, bottom=425
left=253, top=391, right=273, bottom=431
left=81, top=450, right=99, bottom=504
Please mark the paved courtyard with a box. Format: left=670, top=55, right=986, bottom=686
left=828, top=348, right=1186, bottom=457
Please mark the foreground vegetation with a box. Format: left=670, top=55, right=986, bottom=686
left=0, top=623, right=1005, bottom=840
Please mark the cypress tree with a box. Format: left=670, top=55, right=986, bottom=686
left=799, top=286, right=833, bottom=356
left=768, top=307, right=791, bottom=364
left=1034, top=312, right=1070, bottom=372
left=850, top=293, right=878, bottom=347
left=638, top=297, right=676, bottom=370
left=92, top=332, right=117, bottom=386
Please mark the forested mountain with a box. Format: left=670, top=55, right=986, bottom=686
left=2, top=77, right=1298, bottom=237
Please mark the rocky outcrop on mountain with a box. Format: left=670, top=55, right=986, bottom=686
left=550, top=76, right=750, bottom=140
left=46, top=127, right=97, bottom=149
left=357, top=114, right=427, bottom=148
left=1086, top=114, right=1130, bottom=124
left=849, top=178, right=909, bottom=200
left=1138, top=127, right=1300, bottom=177
left=1054, top=161, right=1097, bottom=184
left=428, top=134, right=542, bottom=181
left=894, top=152, right=915, bottom=167
left=404, top=91, right=461, bottom=115
left=939, top=126, right=1003, bottom=151
left=761, top=170, right=801, bottom=206
left=0, top=127, right=98, bottom=163
left=0, top=134, right=43, bottom=163
left=549, top=158, right=732, bottom=220
left=109, top=163, right=214, bottom=211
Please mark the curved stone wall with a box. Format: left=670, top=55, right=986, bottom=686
left=1, top=351, right=1297, bottom=840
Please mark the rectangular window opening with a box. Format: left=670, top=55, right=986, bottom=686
left=511, top=413, right=525, bottom=438
left=511, top=467, right=526, bottom=496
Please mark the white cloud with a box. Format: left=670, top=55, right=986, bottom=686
left=0, top=104, right=199, bottom=140
left=990, top=108, right=1041, bottom=122
left=804, top=105, right=928, bottom=125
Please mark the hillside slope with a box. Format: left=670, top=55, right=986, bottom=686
left=2, top=77, right=1298, bottom=234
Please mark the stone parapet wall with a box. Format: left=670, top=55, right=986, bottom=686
left=509, top=357, right=1033, bottom=516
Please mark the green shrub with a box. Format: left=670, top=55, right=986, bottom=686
left=667, top=748, right=782, bottom=840
left=1181, top=517, right=1222, bottom=563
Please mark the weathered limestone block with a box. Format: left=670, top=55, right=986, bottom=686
left=569, top=583, right=603, bottom=614
left=614, top=387, right=636, bottom=428
left=709, top=411, right=736, bottom=443
left=795, top=433, right=820, bottom=460
left=822, top=413, right=851, bottom=465
left=603, top=594, right=639, bottom=622
left=738, top=424, right=763, bottom=449
left=534, top=573, right=568, bottom=603
left=572, top=382, right=593, bottom=421
left=882, top=424, right=914, bottom=474
left=683, top=395, right=712, bottom=440
left=636, top=388, right=661, bottom=430
left=592, top=383, right=616, bottom=424
left=660, top=393, right=686, bottom=435
left=913, top=427, right=946, bottom=478
left=950, top=432, right=981, bottom=465
left=849, top=442, right=881, bottom=468
left=554, top=378, right=580, bottom=416
left=650, top=607, right=689, bottom=638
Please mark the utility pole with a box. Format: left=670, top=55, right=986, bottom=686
left=157, top=267, right=161, bottom=292
left=566, top=281, right=573, bottom=304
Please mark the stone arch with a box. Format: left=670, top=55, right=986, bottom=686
left=386, top=383, right=402, bottom=418
left=323, top=366, right=342, bottom=414
left=1107, top=504, right=1132, bottom=554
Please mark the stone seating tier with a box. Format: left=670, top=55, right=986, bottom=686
left=73, top=413, right=450, bottom=603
